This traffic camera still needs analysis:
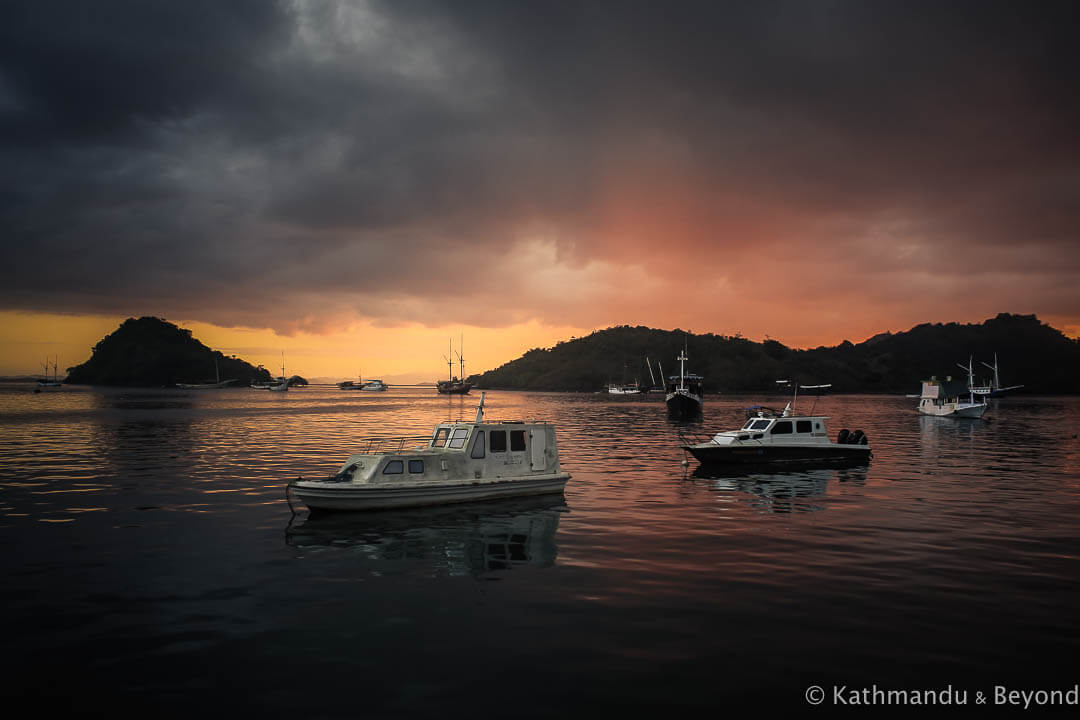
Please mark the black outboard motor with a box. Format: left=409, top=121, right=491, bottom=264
left=837, top=428, right=850, bottom=444
left=848, top=429, right=865, bottom=445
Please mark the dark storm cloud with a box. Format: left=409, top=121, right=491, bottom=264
left=1, top=0, right=1077, bottom=331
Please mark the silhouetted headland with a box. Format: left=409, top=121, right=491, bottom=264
left=64, top=316, right=272, bottom=387
left=471, top=313, right=1080, bottom=394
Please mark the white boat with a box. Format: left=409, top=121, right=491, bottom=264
left=340, top=375, right=388, bottom=391
left=288, top=393, right=571, bottom=511
left=665, top=348, right=703, bottom=417
left=267, top=353, right=289, bottom=392
left=681, top=400, right=871, bottom=466
left=971, top=353, right=1023, bottom=397
left=606, top=382, right=641, bottom=395
left=917, top=357, right=987, bottom=418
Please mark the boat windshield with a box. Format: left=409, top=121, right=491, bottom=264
left=448, top=427, right=470, bottom=449
left=431, top=427, right=450, bottom=447
left=743, top=419, right=771, bottom=431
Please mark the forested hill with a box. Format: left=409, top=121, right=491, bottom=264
left=65, top=316, right=272, bottom=386
left=469, top=314, right=1080, bottom=394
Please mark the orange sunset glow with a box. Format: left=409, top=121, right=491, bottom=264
left=1, top=2, right=1078, bottom=380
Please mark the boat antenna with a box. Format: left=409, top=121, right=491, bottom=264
left=475, top=391, right=486, bottom=423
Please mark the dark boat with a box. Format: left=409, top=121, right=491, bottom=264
left=436, top=336, right=472, bottom=394
left=665, top=349, right=703, bottom=418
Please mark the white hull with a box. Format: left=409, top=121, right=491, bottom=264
left=292, top=473, right=570, bottom=511
left=918, top=402, right=987, bottom=418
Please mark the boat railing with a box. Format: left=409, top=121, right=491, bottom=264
left=354, top=435, right=432, bottom=454
left=677, top=430, right=715, bottom=446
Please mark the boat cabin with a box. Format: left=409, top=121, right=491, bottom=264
left=333, top=419, right=561, bottom=485
left=711, top=413, right=830, bottom=445
left=919, top=378, right=971, bottom=410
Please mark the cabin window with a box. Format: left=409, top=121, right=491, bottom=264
left=742, top=419, right=756, bottom=430
left=448, top=428, right=470, bottom=449
left=752, top=433, right=764, bottom=440
left=490, top=430, right=507, bottom=453
left=383, top=460, right=404, bottom=474
left=815, top=422, right=822, bottom=431
left=749, top=419, right=771, bottom=431
left=771, top=421, right=793, bottom=435
left=796, top=420, right=812, bottom=433
left=510, top=430, right=526, bottom=452
left=408, top=460, right=424, bottom=474
left=470, top=431, right=486, bottom=458
left=431, top=428, right=449, bottom=448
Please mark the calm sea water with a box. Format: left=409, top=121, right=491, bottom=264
left=2, top=385, right=1079, bottom=714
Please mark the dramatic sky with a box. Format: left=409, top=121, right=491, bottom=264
left=2, top=0, right=1078, bottom=379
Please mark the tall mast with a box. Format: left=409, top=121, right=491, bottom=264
left=458, top=333, right=465, bottom=381
left=646, top=356, right=656, bottom=387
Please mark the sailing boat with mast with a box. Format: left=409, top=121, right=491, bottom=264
left=268, top=353, right=289, bottom=392
left=176, top=356, right=237, bottom=389
left=971, top=353, right=1023, bottom=397
left=665, top=342, right=704, bottom=418
left=437, top=335, right=472, bottom=394
left=916, top=356, right=987, bottom=418
left=36, top=355, right=62, bottom=389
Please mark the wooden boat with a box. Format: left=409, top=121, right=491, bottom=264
left=436, top=337, right=472, bottom=394
left=970, top=354, right=1023, bottom=397
left=665, top=349, right=703, bottom=418
left=917, top=357, right=987, bottom=418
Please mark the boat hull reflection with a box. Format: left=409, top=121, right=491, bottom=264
left=286, top=494, right=567, bottom=574
left=687, top=463, right=868, bottom=513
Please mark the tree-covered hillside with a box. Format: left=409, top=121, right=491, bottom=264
left=470, top=314, right=1080, bottom=394
left=65, top=316, right=273, bottom=387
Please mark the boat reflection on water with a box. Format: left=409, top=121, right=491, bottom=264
left=686, top=461, right=868, bottom=514
left=285, top=493, right=567, bottom=575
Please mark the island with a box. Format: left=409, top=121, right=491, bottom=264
left=64, top=316, right=273, bottom=387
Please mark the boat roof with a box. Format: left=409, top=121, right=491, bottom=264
left=924, top=379, right=970, bottom=396
left=743, top=405, right=829, bottom=420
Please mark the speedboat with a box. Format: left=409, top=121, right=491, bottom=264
left=288, top=393, right=571, bottom=511
left=917, top=357, right=987, bottom=418
left=681, top=403, right=871, bottom=466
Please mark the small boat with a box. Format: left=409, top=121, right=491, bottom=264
left=971, top=354, right=1023, bottom=397
left=267, top=353, right=289, bottom=392
left=917, top=357, right=987, bottom=418
left=250, top=381, right=273, bottom=389
left=606, top=382, right=641, bottom=395
left=681, top=401, right=871, bottom=466
left=288, top=393, right=571, bottom=511
left=339, top=374, right=388, bottom=391
left=665, top=348, right=703, bottom=418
